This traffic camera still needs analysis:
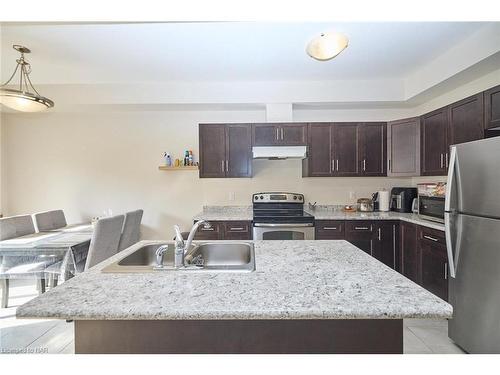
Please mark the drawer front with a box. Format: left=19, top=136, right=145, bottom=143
left=223, top=221, right=252, bottom=240
left=194, top=221, right=222, bottom=240
left=418, top=226, right=446, bottom=247
left=345, top=221, right=375, bottom=234
left=315, top=220, right=345, bottom=240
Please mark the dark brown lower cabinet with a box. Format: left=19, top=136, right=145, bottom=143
left=345, top=221, right=375, bottom=255
left=418, top=226, right=448, bottom=301
left=315, top=220, right=345, bottom=239
left=372, top=221, right=399, bottom=270
left=399, top=221, right=419, bottom=284
left=194, top=221, right=252, bottom=240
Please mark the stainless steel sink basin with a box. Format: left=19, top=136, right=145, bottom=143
left=102, top=242, right=255, bottom=273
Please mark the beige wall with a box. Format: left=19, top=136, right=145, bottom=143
left=1, top=108, right=415, bottom=239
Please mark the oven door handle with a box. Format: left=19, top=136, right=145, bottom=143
left=253, top=223, right=314, bottom=228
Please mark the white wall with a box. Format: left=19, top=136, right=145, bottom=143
left=1, top=108, right=415, bottom=239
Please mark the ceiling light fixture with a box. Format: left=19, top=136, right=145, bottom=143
left=306, top=32, right=349, bottom=61
left=0, top=45, right=54, bottom=112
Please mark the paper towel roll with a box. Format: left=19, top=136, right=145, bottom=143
left=378, top=190, right=390, bottom=212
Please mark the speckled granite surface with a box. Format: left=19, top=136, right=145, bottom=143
left=17, top=240, right=452, bottom=321
left=193, top=205, right=444, bottom=231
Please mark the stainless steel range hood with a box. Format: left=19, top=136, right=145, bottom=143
left=252, top=146, right=307, bottom=160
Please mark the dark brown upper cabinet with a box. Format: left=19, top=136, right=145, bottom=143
left=358, top=122, right=387, bottom=176
left=448, top=93, right=484, bottom=146
left=252, top=123, right=307, bottom=146
left=420, top=107, right=449, bottom=176
left=387, top=117, right=420, bottom=177
left=303, top=123, right=333, bottom=177
left=484, top=84, right=500, bottom=130
left=332, top=123, right=360, bottom=176
left=199, top=124, right=252, bottom=178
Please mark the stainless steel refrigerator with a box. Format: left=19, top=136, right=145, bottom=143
left=446, top=136, right=500, bottom=353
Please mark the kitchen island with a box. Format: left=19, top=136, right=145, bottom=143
left=17, top=240, right=452, bottom=354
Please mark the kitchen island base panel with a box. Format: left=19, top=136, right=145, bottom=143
left=75, top=319, right=403, bottom=354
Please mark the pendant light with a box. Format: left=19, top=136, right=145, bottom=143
left=306, top=32, right=349, bottom=61
left=0, top=45, right=54, bottom=112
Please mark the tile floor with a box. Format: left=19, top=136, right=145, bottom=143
left=1, top=279, right=465, bottom=354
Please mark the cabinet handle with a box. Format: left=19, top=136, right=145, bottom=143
left=444, top=262, right=448, bottom=280
left=276, top=128, right=279, bottom=141
left=331, top=159, right=334, bottom=172
left=424, top=235, right=438, bottom=242
left=363, top=159, right=366, bottom=171
left=354, top=226, right=369, bottom=230
left=323, top=227, right=338, bottom=230
left=229, top=227, right=245, bottom=231
left=378, top=227, right=381, bottom=241
left=226, top=160, right=229, bottom=172
left=392, top=225, right=396, bottom=270
left=336, top=159, right=339, bottom=171
left=440, top=153, right=444, bottom=168
left=445, top=153, right=448, bottom=168
left=370, top=240, right=373, bottom=256
left=221, top=160, right=224, bottom=173
left=281, top=127, right=284, bottom=140
left=388, top=159, right=391, bottom=172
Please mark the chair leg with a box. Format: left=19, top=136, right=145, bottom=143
left=1, top=279, right=9, bottom=308
left=37, top=278, right=46, bottom=295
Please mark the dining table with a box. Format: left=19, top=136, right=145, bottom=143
left=0, top=223, right=93, bottom=282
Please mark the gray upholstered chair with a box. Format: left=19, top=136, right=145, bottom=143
left=0, top=215, right=54, bottom=308
left=85, top=215, right=125, bottom=270
left=118, top=209, right=143, bottom=251
left=33, top=210, right=67, bottom=232
left=44, top=215, right=125, bottom=286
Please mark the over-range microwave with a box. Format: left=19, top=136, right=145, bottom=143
left=417, top=183, right=446, bottom=224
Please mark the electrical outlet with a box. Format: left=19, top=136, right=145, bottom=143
left=228, top=192, right=235, bottom=201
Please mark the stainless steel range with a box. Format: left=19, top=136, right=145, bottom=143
left=252, top=192, right=315, bottom=240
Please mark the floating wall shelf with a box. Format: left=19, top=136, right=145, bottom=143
left=158, top=166, right=199, bottom=171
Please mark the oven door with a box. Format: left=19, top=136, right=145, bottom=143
left=252, top=223, right=315, bottom=240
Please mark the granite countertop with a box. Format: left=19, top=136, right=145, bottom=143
left=193, top=205, right=445, bottom=231
left=17, top=240, right=452, bottom=321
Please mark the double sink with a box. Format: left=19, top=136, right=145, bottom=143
left=102, top=242, right=255, bottom=273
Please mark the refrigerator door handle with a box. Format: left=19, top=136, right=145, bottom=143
left=445, top=146, right=457, bottom=212
left=445, top=212, right=457, bottom=278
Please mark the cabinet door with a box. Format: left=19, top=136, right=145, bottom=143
left=226, top=124, right=252, bottom=177
left=399, top=221, right=419, bottom=283
left=199, top=124, right=226, bottom=178
left=305, top=124, right=333, bottom=176
left=345, top=221, right=374, bottom=255
left=421, top=107, right=448, bottom=176
left=420, top=240, right=448, bottom=301
left=359, top=122, right=387, bottom=176
left=315, top=220, right=344, bottom=239
left=193, top=221, right=222, bottom=240
left=253, top=124, right=279, bottom=146
left=332, top=123, right=359, bottom=176
left=372, top=222, right=399, bottom=270
left=280, top=123, right=307, bottom=145
left=484, top=84, right=500, bottom=130
left=387, top=117, right=420, bottom=177
left=223, top=221, right=252, bottom=240
left=448, top=93, right=484, bottom=146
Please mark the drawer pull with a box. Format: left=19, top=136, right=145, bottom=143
left=229, top=227, right=245, bottom=231
left=423, top=235, right=438, bottom=242
left=354, top=226, right=369, bottom=230
left=323, top=227, right=338, bottom=230
left=201, top=228, right=215, bottom=231
left=444, top=262, right=448, bottom=280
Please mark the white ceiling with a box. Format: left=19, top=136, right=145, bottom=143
left=1, top=22, right=491, bottom=84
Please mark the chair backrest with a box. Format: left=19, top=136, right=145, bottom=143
left=84, top=215, right=125, bottom=270
left=0, top=215, right=36, bottom=241
left=33, top=210, right=67, bottom=231
left=118, top=209, right=143, bottom=251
